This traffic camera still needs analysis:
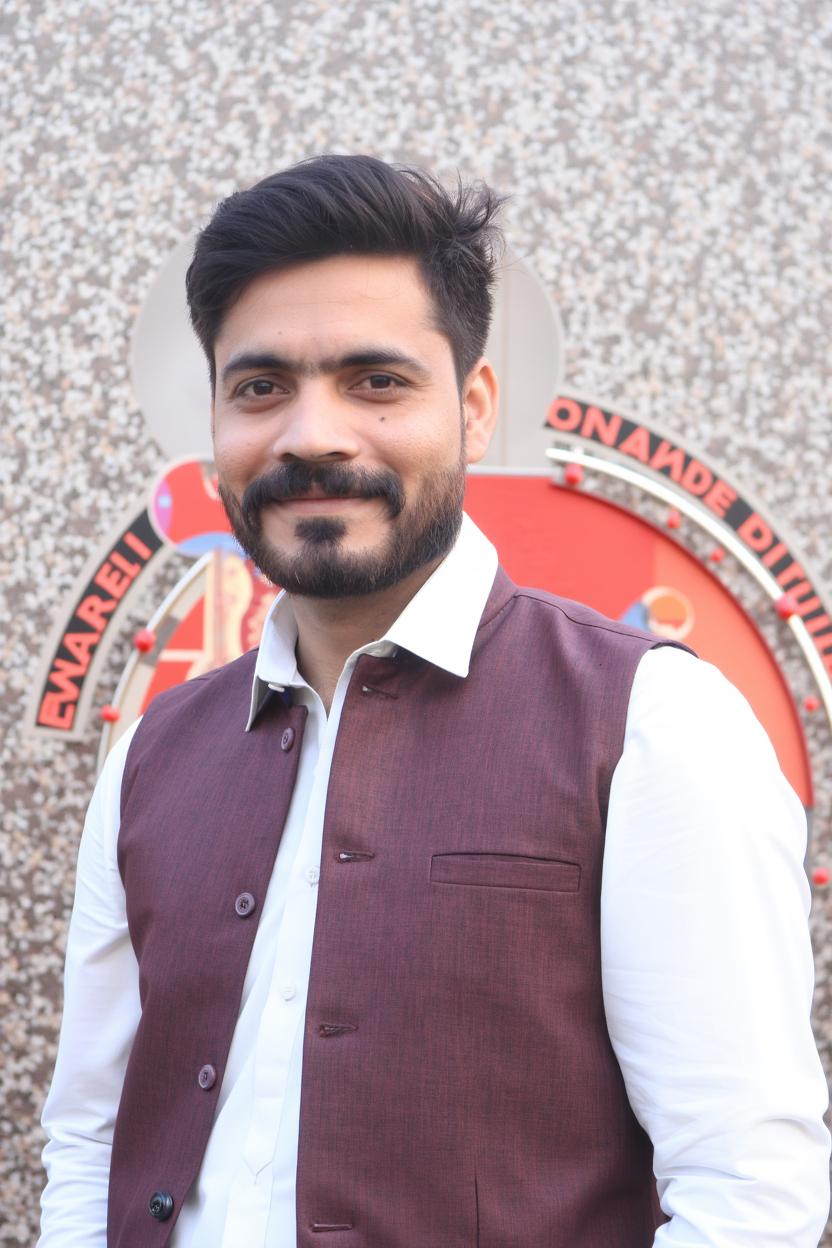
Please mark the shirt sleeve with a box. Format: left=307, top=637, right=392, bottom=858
left=602, top=646, right=831, bottom=1246
left=38, top=721, right=142, bottom=1247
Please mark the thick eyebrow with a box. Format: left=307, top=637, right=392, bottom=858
left=220, top=348, right=431, bottom=387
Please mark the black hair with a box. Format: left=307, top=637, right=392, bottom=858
left=185, top=154, right=505, bottom=389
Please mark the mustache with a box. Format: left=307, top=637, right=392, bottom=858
left=238, top=462, right=405, bottom=529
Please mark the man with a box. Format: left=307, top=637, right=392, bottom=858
left=40, top=155, right=830, bottom=1246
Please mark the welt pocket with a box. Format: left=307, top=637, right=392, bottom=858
left=429, top=853, right=581, bottom=893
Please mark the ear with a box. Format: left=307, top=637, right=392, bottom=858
left=461, top=358, right=498, bottom=465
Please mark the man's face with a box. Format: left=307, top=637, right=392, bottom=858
left=211, top=254, right=495, bottom=597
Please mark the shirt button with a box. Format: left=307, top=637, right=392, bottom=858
left=306, top=866, right=320, bottom=885
left=234, top=891, right=256, bottom=917
left=281, top=727, right=296, bottom=751
left=148, top=1191, right=174, bottom=1221
left=280, top=981, right=296, bottom=1001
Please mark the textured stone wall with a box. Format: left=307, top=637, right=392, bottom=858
left=2, top=1, right=830, bottom=1241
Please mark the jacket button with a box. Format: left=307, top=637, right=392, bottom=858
left=148, top=1191, right=174, bottom=1221
left=281, top=726, right=296, bottom=751
left=197, top=1064, right=217, bottom=1090
left=234, top=891, right=256, bottom=917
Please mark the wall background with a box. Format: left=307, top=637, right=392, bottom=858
left=2, top=0, right=830, bottom=1241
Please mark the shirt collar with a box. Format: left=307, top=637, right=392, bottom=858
left=246, top=511, right=498, bottom=730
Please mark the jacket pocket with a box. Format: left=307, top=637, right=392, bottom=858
left=430, top=853, right=581, bottom=893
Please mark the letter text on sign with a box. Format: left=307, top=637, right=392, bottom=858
left=546, top=398, right=583, bottom=432
left=582, top=406, right=622, bottom=447
left=618, top=427, right=651, bottom=463
left=737, top=513, right=773, bottom=552
left=649, top=440, right=685, bottom=483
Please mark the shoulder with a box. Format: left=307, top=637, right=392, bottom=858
left=629, top=646, right=766, bottom=739
left=625, top=646, right=788, bottom=794
left=122, top=650, right=261, bottom=794
left=137, top=648, right=260, bottom=727
left=487, top=576, right=687, bottom=662
left=512, top=586, right=664, bottom=645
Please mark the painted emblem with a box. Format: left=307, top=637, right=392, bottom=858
left=25, top=238, right=828, bottom=829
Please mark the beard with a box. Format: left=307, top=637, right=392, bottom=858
left=218, top=458, right=465, bottom=598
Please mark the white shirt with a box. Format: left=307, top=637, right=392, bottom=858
left=39, top=513, right=830, bottom=1246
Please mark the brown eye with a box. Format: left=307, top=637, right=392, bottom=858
left=241, top=379, right=276, bottom=397
left=354, top=374, right=403, bottom=392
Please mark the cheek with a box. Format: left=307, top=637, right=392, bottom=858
left=212, top=425, right=268, bottom=485
left=389, top=416, right=463, bottom=471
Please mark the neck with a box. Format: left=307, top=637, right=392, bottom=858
left=291, top=558, right=442, bottom=711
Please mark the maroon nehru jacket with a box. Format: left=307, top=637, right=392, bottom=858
left=110, top=568, right=684, bottom=1246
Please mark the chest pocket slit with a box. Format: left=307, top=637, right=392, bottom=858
left=430, top=853, right=581, bottom=892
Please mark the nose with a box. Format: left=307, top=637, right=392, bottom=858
left=270, top=383, right=361, bottom=463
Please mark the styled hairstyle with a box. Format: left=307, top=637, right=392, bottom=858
left=185, top=154, right=505, bottom=389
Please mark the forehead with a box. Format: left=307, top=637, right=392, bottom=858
left=214, top=254, right=442, bottom=363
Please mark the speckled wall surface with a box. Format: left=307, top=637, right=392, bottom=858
left=2, top=0, right=831, bottom=1241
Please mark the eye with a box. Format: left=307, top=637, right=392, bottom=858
left=235, top=377, right=283, bottom=399
left=353, top=373, right=405, bottom=394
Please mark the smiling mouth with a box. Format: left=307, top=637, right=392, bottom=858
left=275, top=495, right=371, bottom=511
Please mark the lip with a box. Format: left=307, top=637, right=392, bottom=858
left=275, top=495, right=371, bottom=513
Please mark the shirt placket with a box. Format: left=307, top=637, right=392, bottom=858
left=214, top=684, right=325, bottom=1248
left=221, top=680, right=347, bottom=1248
left=242, top=854, right=321, bottom=1180
left=220, top=653, right=389, bottom=1248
